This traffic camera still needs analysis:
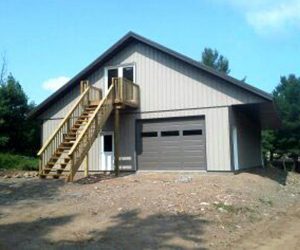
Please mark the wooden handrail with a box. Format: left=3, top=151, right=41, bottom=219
left=68, top=84, right=115, bottom=157
left=38, top=83, right=102, bottom=178
left=37, top=87, right=90, bottom=156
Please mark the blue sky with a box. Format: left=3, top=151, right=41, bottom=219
left=0, top=0, right=299, bottom=104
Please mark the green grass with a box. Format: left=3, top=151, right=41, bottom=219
left=0, top=153, right=38, bottom=171
left=214, top=202, right=236, bottom=213
left=214, top=202, right=255, bottom=214
left=259, top=197, right=273, bottom=206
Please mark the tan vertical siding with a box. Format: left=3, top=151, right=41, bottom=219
left=39, top=41, right=265, bottom=172
left=39, top=85, right=80, bottom=120
left=42, top=119, right=62, bottom=143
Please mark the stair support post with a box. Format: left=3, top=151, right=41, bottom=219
left=69, top=156, right=74, bottom=182
left=114, top=106, right=121, bottom=177
left=39, top=157, right=42, bottom=174
left=84, top=155, right=89, bottom=177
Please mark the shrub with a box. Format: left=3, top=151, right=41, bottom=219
left=0, top=153, right=38, bottom=171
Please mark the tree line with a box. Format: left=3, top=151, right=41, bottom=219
left=0, top=59, right=40, bottom=156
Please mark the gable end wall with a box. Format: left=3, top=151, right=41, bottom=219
left=39, top=41, right=266, bottom=171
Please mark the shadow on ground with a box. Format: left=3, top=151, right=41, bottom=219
left=0, top=210, right=208, bottom=249
left=235, top=166, right=288, bottom=185
left=75, top=172, right=134, bottom=185
left=0, top=215, right=75, bottom=249
left=0, top=179, right=64, bottom=206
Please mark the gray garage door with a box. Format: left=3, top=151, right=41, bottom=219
left=136, top=117, right=206, bottom=170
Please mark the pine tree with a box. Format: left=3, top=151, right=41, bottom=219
left=201, top=48, right=230, bottom=74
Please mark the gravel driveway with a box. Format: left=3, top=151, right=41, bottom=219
left=0, top=168, right=299, bottom=249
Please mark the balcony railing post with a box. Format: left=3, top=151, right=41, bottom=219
left=98, top=89, right=101, bottom=100
left=113, top=77, right=120, bottom=103
left=87, top=88, right=90, bottom=103
left=39, top=156, right=42, bottom=174
left=67, top=119, right=70, bottom=131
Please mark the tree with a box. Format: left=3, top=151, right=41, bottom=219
left=0, top=73, right=40, bottom=155
left=262, top=130, right=277, bottom=163
left=0, top=53, right=7, bottom=85
left=274, top=75, right=300, bottom=171
left=264, top=74, right=300, bottom=172
left=201, top=48, right=230, bottom=74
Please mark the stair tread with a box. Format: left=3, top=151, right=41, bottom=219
left=40, top=173, right=67, bottom=178
left=64, top=137, right=76, bottom=141
left=44, top=167, right=69, bottom=172
left=51, top=155, right=70, bottom=159
left=64, top=136, right=76, bottom=140
left=68, top=133, right=77, bottom=136
left=57, top=147, right=71, bottom=151
left=47, top=159, right=70, bottom=165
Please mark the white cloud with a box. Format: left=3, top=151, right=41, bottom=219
left=246, top=1, right=300, bottom=34
left=42, top=76, right=70, bottom=91
left=217, top=0, right=300, bottom=35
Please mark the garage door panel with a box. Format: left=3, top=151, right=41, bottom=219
left=182, top=145, right=204, bottom=150
left=137, top=117, right=207, bottom=170
left=160, top=149, right=182, bottom=155
left=159, top=136, right=180, bottom=140
left=182, top=146, right=204, bottom=152
left=142, top=145, right=161, bottom=151
left=139, top=153, right=161, bottom=159
left=182, top=156, right=205, bottom=162
left=160, top=164, right=182, bottom=169
left=182, top=137, right=203, bottom=142
left=182, top=152, right=205, bottom=158
left=159, top=154, right=183, bottom=160
left=183, top=164, right=205, bottom=169
left=182, top=142, right=204, bottom=148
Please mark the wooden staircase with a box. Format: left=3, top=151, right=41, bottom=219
left=37, top=78, right=139, bottom=181
left=39, top=103, right=98, bottom=179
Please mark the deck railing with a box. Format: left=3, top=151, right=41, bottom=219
left=37, top=84, right=102, bottom=174
left=113, top=77, right=139, bottom=107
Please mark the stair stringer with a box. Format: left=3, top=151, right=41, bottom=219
left=67, top=84, right=115, bottom=181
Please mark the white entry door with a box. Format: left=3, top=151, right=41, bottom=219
left=101, top=132, right=114, bottom=171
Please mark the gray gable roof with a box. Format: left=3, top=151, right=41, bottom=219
left=29, top=31, right=272, bottom=118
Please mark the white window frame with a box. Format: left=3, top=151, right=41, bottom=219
left=104, top=63, right=136, bottom=94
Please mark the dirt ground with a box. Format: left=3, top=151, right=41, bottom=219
left=0, top=167, right=299, bottom=250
